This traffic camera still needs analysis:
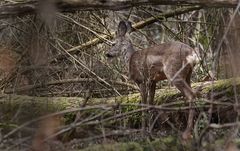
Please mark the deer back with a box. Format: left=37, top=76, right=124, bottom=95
left=129, top=41, right=197, bottom=84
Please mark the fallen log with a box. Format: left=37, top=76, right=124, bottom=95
left=0, top=78, right=239, bottom=124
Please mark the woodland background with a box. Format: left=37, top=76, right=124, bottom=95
left=0, top=0, right=240, bottom=151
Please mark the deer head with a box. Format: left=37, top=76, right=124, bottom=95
left=106, top=21, right=135, bottom=63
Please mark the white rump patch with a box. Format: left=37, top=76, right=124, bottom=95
left=186, top=51, right=199, bottom=66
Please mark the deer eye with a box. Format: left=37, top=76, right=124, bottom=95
left=112, top=42, right=116, bottom=46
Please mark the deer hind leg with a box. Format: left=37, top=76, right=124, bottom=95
left=183, top=68, right=197, bottom=139
left=171, top=63, right=195, bottom=100
left=165, top=65, right=195, bottom=139
left=172, top=78, right=195, bottom=139
left=186, top=68, right=202, bottom=98
left=186, top=68, right=192, bottom=87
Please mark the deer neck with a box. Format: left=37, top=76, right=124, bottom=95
left=122, top=43, right=135, bottom=65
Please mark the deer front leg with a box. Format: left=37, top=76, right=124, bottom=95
left=139, top=82, right=147, bottom=104
left=138, top=82, right=148, bottom=133
left=146, top=80, right=156, bottom=131
left=147, top=81, right=156, bottom=105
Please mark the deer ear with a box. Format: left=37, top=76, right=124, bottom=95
left=125, top=21, right=134, bottom=33
left=117, top=21, right=127, bottom=37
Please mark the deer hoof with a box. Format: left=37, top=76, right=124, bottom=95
left=182, top=130, right=192, bottom=140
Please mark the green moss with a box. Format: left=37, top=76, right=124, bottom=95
left=155, top=88, right=182, bottom=104
left=0, top=123, right=18, bottom=129
left=0, top=94, right=85, bottom=133
left=201, top=78, right=240, bottom=97
left=120, top=93, right=141, bottom=104
left=142, top=136, right=189, bottom=151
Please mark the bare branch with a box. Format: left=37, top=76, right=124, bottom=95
left=66, top=6, right=203, bottom=54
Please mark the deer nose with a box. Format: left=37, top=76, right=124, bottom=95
left=105, top=53, right=113, bottom=58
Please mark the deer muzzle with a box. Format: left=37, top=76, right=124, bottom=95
left=105, top=53, right=114, bottom=58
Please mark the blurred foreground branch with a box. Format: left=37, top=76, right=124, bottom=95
left=0, top=0, right=238, bottom=19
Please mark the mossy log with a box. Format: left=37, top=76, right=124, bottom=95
left=0, top=78, right=239, bottom=125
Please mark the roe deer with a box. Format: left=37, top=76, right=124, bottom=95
left=106, top=21, right=198, bottom=139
